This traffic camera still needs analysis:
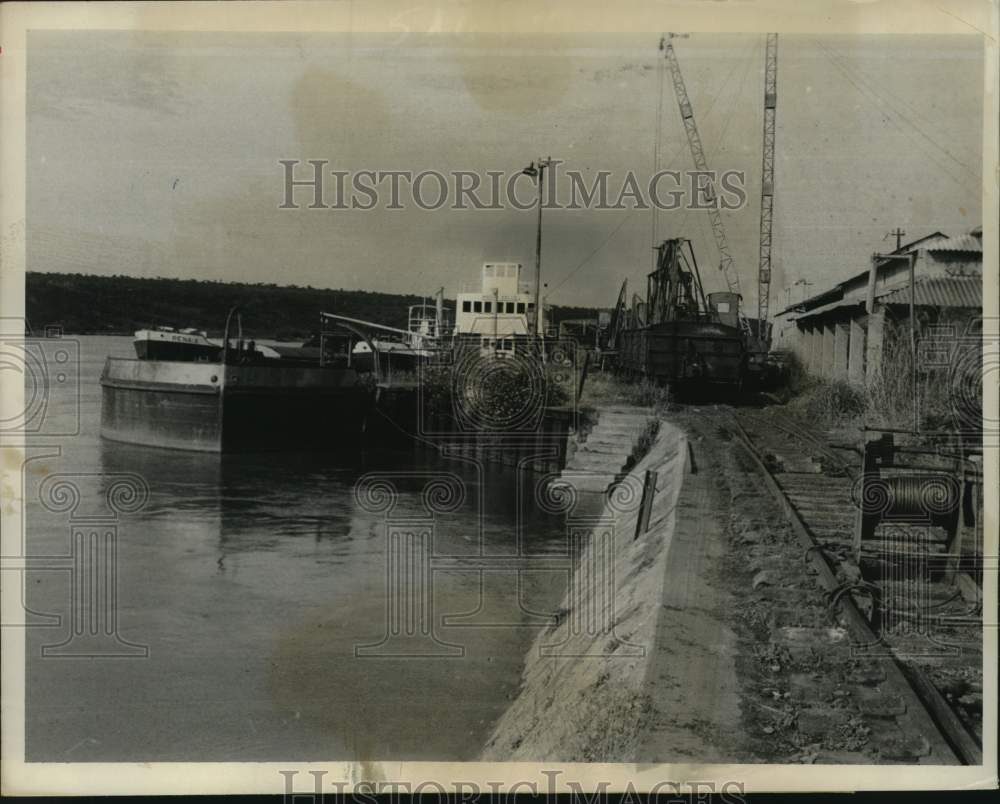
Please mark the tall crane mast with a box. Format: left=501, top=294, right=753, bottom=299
left=757, top=33, right=778, bottom=332
left=659, top=33, right=751, bottom=338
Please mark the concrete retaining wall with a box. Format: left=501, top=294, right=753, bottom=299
left=480, top=421, right=688, bottom=761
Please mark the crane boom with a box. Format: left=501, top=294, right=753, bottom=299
left=757, top=33, right=778, bottom=330
left=660, top=34, right=751, bottom=337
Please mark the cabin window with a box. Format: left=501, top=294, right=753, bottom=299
left=462, top=300, right=472, bottom=313
left=516, top=302, right=525, bottom=314
left=484, top=265, right=494, bottom=277
left=715, top=301, right=731, bottom=313
left=527, top=303, right=535, bottom=312
left=505, top=302, right=515, bottom=314
left=503, top=338, right=513, bottom=350
left=484, top=301, right=492, bottom=313
left=473, top=301, right=482, bottom=313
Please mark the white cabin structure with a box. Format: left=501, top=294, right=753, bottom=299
left=454, top=262, right=542, bottom=354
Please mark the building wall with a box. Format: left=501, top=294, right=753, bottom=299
left=783, top=242, right=981, bottom=387
left=848, top=318, right=866, bottom=384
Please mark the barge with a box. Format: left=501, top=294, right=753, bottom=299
left=101, top=308, right=372, bottom=453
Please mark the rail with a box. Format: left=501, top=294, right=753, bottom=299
left=728, top=413, right=982, bottom=765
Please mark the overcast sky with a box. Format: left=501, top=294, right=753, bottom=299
left=27, top=31, right=983, bottom=310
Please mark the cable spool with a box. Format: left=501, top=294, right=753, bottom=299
left=880, top=474, right=961, bottom=521
left=855, top=432, right=972, bottom=592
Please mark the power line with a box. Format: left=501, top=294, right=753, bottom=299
left=812, top=38, right=979, bottom=194
left=819, top=40, right=980, bottom=174
left=546, top=210, right=640, bottom=297
left=821, top=40, right=978, bottom=179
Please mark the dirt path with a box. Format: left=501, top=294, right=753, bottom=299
left=635, top=433, right=744, bottom=762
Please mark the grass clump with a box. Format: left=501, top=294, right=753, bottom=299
left=780, top=312, right=981, bottom=438
left=802, top=379, right=867, bottom=424
left=623, top=417, right=661, bottom=472
left=626, top=379, right=672, bottom=412
left=578, top=372, right=672, bottom=416
left=577, top=372, right=632, bottom=407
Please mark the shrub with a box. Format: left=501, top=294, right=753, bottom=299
left=804, top=379, right=866, bottom=424
left=418, top=354, right=571, bottom=429
left=865, top=329, right=915, bottom=428
left=780, top=350, right=813, bottom=396
left=544, top=363, right=572, bottom=408
left=462, top=360, right=545, bottom=427
left=625, top=379, right=672, bottom=413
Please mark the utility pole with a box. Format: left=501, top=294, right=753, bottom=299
left=523, top=156, right=554, bottom=337
left=886, top=227, right=906, bottom=252
left=794, top=278, right=813, bottom=302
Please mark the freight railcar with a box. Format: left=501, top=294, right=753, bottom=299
left=606, top=239, right=749, bottom=395
left=618, top=310, right=746, bottom=389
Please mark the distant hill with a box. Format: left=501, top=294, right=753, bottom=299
left=26, top=272, right=600, bottom=340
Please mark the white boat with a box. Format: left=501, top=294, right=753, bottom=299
left=453, top=261, right=546, bottom=356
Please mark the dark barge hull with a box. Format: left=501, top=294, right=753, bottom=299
left=618, top=320, right=746, bottom=387
left=100, top=358, right=371, bottom=453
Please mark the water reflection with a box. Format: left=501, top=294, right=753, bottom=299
left=26, top=361, right=570, bottom=760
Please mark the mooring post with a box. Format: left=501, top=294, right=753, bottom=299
left=576, top=351, right=591, bottom=406
left=634, top=469, right=658, bottom=540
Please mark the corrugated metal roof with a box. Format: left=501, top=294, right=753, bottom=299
left=878, top=276, right=982, bottom=308
left=785, top=297, right=865, bottom=321
left=917, top=232, right=983, bottom=253
left=776, top=229, right=983, bottom=317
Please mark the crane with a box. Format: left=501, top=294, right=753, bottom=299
left=659, top=33, right=751, bottom=339
left=757, top=33, right=778, bottom=334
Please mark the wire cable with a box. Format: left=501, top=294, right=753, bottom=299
left=811, top=38, right=979, bottom=194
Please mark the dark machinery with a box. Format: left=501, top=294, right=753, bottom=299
left=854, top=431, right=981, bottom=588
left=614, top=238, right=747, bottom=392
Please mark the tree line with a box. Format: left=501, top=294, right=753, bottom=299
left=26, top=272, right=600, bottom=340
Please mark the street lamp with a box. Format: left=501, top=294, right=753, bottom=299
left=523, top=156, right=554, bottom=337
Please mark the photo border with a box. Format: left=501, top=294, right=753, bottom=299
left=1, top=0, right=996, bottom=795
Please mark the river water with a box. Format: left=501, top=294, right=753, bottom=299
left=24, top=336, right=569, bottom=761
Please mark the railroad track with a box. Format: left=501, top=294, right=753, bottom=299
left=728, top=408, right=983, bottom=765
